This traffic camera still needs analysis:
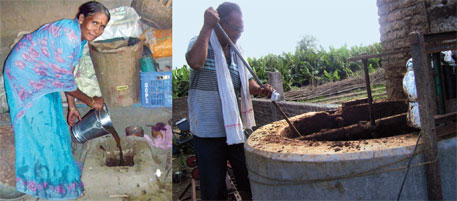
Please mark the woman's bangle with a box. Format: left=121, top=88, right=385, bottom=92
left=88, top=97, right=95, bottom=108
left=69, top=107, right=77, bottom=111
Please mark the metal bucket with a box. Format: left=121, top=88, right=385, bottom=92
left=71, top=105, right=113, bottom=143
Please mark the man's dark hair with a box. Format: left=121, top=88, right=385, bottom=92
left=76, top=1, right=110, bottom=22
left=217, top=2, right=242, bottom=20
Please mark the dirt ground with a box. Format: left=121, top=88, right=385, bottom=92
left=0, top=123, right=15, bottom=188
left=285, top=68, right=386, bottom=102
left=172, top=157, right=200, bottom=201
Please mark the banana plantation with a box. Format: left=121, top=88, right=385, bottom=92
left=173, top=35, right=382, bottom=98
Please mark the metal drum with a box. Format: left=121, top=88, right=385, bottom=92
left=71, top=105, right=113, bottom=143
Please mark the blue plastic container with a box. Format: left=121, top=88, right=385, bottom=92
left=140, top=72, right=172, bottom=108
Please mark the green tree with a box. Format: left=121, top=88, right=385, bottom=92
left=173, top=35, right=383, bottom=97
left=172, top=65, right=190, bottom=98
left=248, top=36, right=382, bottom=91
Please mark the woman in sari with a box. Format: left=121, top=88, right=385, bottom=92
left=3, top=1, right=109, bottom=199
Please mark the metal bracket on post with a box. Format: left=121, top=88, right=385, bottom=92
left=409, top=31, right=443, bottom=200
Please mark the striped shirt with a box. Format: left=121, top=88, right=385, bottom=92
left=187, top=36, right=242, bottom=138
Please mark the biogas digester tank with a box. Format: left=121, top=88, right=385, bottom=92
left=245, top=101, right=456, bottom=200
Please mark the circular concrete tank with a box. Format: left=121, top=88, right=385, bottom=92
left=245, top=102, right=456, bottom=200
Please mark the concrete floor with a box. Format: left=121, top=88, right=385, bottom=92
left=0, top=115, right=25, bottom=200
left=16, top=136, right=172, bottom=201
left=0, top=104, right=172, bottom=201
left=78, top=135, right=171, bottom=201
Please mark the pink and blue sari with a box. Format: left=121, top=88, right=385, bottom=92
left=3, top=18, right=86, bottom=200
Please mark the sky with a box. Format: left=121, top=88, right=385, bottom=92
left=172, top=0, right=380, bottom=68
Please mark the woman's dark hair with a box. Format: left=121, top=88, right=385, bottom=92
left=217, top=2, right=241, bottom=21
left=76, top=1, right=110, bottom=22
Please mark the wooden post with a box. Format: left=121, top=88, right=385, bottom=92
left=409, top=31, right=443, bottom=200
left=268, top=72, right=284, bottom=122
left=268, top=72, right=285, bottom=101
left=191, top=179, right=197, bottom=201
left=362, top=57, right=376, bottom=128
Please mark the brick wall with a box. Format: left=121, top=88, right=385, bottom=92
left=172, top=97, right=338, bottom=128
left=427, top=0, right=457, bottom=33
left=377, top=0, right=428, bottom=100
left=377, top=0, right=457, bottom=100
left=0, top=0, right=132, bottom=73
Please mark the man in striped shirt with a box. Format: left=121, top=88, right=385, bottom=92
left=186, top=2, right=274, bottom=200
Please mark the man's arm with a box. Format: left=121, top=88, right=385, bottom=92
left=186, top=7, right=220, bottom=70
left=249, top=79, right=274, bottom=98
